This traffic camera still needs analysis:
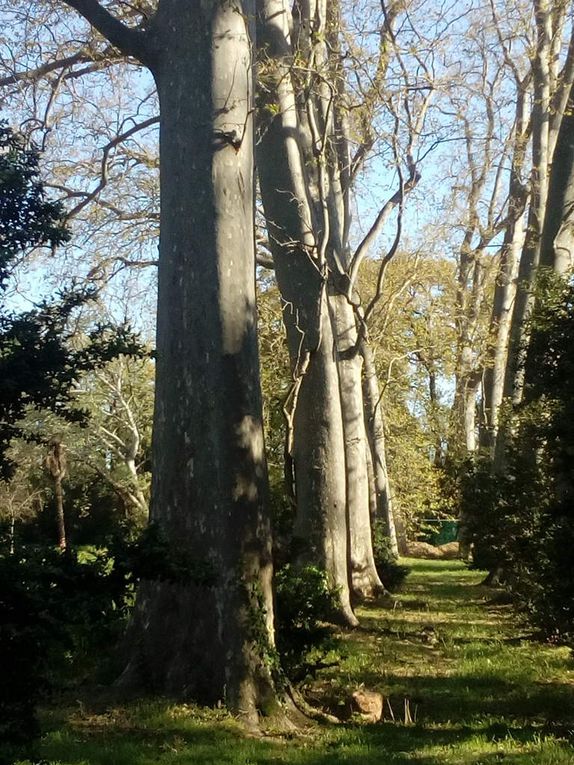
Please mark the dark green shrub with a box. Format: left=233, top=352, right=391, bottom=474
left=460, top=274, right=574, bottom=649
left=0, top=542, right=133, bottom=747
left=274, top=564, right=342, bottom=681
left=0, top=522, right=223, bottom=751
left=372, top=523, right=409, bottom=592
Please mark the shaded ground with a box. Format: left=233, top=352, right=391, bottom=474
left=11, top=560, right=574, bottom=764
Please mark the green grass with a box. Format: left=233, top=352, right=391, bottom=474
left=9, top=560, right=574, bottom=764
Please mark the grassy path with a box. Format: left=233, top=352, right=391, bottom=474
left=24, top=560, right=574, bottom=764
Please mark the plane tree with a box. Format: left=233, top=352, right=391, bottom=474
left=56, top=0, right=279, bottom=721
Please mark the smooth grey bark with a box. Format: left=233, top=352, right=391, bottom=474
left=64, top=0, right=277, bottom=719
left=452, top=241, right=485, bottom=456
left=481, top=221, right=524, bottom=449
left=333, top=296, right=385, bottom=598
left=290, top=299, right=358, bottom=625
left=540, top=79, right=574, bottom=275
left=323, top=60, right=385, bottom=596
left=256, top=0, right=357, bottom=625
left=453, top=352, right=481, bottom=453
left=360, top=339, right=399, bottom=557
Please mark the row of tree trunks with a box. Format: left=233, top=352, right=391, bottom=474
left=501, top=0, right=560, bottom=410
left=257, top=0, right=396, bottom=622
left=492, top=2, right=574, bottom=466
left=256, top=0, right=358, bottom=625
left=302, top=0, right=395, bottom=597
left=455, top=1, right=574, bottom=463
left=63, top=0, right=401, bottom=714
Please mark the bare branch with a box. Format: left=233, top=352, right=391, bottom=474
left=65, top=116, right=159, bottom=219
left=0, top=52, right=85, bottom=87
left=62, top=0, right=154, bottom=66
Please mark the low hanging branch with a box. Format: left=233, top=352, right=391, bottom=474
left=0, top=44, right=123, bottom=88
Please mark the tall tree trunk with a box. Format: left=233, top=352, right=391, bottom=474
left=141, top=1, right=275, bottom=717
left=46, top=439, right=67, bottom=550
left=54, top=473, right=66, bottom=551
left=540, top=78, right=574, bottom=275
left=333, top=295, right=385, bottom=598
left=62, top=0, right=279, bottom=719
left=360, top=339, right=400, bottom=557
left=256, top=0, right=357, bottom=625
left=291, top=299, right=357, bottom=625
left=480, top=83, right=530, bottom=451
left=453, top=365, right=480, bottom=454
left=481, top=222, right=524, bottom=449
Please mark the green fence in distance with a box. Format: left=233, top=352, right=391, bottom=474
left=418, top=519, right=459, bottom=546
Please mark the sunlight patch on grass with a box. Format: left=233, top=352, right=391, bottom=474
left=8, top=560, right=574, bottom=765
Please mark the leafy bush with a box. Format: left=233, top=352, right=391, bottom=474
left=0, top=541, right=133, bottom=746
left=372, top=523, right=409, bottom=591
left=460, top=274, right=574, bottom=648
left=274, top=564, right=342, bottom=681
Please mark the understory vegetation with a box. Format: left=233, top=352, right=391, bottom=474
left=4, top=561, right=574, bottom=765
left=457, top=276, right=574, bottom=650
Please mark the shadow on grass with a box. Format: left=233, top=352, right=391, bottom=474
left=312, top=661, right=574, bottom=728
left=9, top=560, right=573, bottom=765
left=32, top=716, right=574, bottom=765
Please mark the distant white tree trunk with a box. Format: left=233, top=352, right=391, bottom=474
left=334, top=299, right=386, bottom=598
left=360, top=339, right=399, bottom=557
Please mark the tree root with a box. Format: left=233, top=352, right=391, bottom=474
left=284, top=683, right=341, bottom=725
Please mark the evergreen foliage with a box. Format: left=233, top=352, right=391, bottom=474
left=0, top=541, right=132, bottom=747
left=0, top=293, right=144, bottom=478
left=274, top=564, right=341, bottom=680
left=0, top=123, right=70, bottom=285
left=0, top=524, right=219, bottom=751
left=0, top=125, right=149, bottom=744
left=372, top=523, right=410, bottom=591
left=462, top=274, right=574, bottom=647
left=0, top=125, right=145, bottom=478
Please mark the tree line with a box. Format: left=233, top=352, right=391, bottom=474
left=1, top=0, right=573, bottom=733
